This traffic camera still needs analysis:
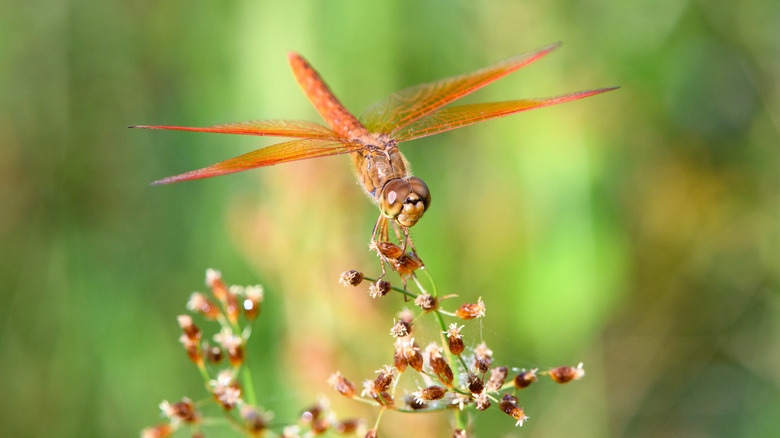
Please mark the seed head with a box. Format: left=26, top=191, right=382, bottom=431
left=205, top=268, right=228, bottom=301
left=513, top=369, right=538, bottom=389
left=456, top=297, right=486, bottom=320
left=367, top=280, right=391, bottom=298
left=486, top=366, right=508, bottom=392
left=210, top=370, right=242, bottom=410
left=402, top=338, right=424, bottom=372
left=445, top=324, right=465, bottom=355
left=474, top=342, right=493, bottom=373
left=240, top=406, right=268, bottom=436
left=213, top=327, right=244, bottom=367
left=334, top=419, right=360, bottom=434
left=426, top=344, right=454, bottom=386
left=414, top=293, right=437, bottom=312
left=187, top=292, right=220, bottom=320
left=474, top=390, right=491, bottom=411
left=452, top=430, right=467, bottom=438
left=393, top=339, right=408, bottom=372
left=365, top=428, right=378, bottom=438
left=242, top=284, right=264, bottom=320
left=418, top=385, right=447, bottom=401
left=178, top=334, right=202, bottom=365
left=328, top=372, right=356, bottom=398
left=373, top=365, right=395, bottom=393
left=225, top=286, right=241, bottom=324
left=499, top=395, right=528, bottom=427
left=467, top=373, right=484, bottom=395
left=339, top=270, right=364, bottom=287
left=390, top=320, right=412, bottom=338
left=141, top=424, right=173, bottom=438
left=177, top=315, right=201, bottom=341
left=549, top=363, right=585, bottom=384
left=160, top=397, right=199, bottom=424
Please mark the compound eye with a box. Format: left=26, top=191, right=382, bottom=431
left=407, top=177, right=431, bottom=212
left=380, top=178, right=411, bottom=219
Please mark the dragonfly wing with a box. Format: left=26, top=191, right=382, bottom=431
left=130, top=119, right=341, bottom=140
left=359, top=42, right=562, bottom=136
left=151, top=138, right=363, bottom=185
left=394, top=88, right=618, bottom=142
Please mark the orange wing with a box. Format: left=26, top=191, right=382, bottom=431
left=149, top=138, right=363, bottom=185
left=359, top=42, right=562, bottom=136
left=130, top=119, right=340, bottom=140
left=393, top=88, right=618, bottom=142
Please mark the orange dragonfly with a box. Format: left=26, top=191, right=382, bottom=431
left=132, top=42, right=615, bottom=271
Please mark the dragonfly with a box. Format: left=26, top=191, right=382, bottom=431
left=131, top=42, right=616, bottom=274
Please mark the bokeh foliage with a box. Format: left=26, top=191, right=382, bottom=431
left=1, top=0, right=778, bottom=436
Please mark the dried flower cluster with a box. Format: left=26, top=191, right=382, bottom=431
left=144, top=261, right=585, bottom=437
left=335, top=263, right=586, bottom=436
left=142, top=269, right=361, bottom=438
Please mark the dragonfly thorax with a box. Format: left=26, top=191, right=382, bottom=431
left=379, top=177, right=431, bottom=228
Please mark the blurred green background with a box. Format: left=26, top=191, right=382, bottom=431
left=2, top=0, right=779, bottom=436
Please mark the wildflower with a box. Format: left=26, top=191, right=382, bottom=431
left=513, top=369, right=538, bottom=389
left=397, top=308, right=414, bottom=325
left=414, top=293, right=437, bottom=312
left=445, top=324, right=465, bottom=356
left=414, top=385, right=447, bottom=402
left=328, top=372, right=356, bottom=398
left=452, top=430, right=467, bottom=438
left=402, top=338, right=424, bottom=372
left=186, top=292, right=220, bottom=320
left=451, top=393, right=470, bottom=410
left=393, top=339, right=408, bottom=372
left=408, top=395, right=428, bottom=410
left=456, top=297, right=486, bottom=319
left=141, top=424, right=173, bottom=438
left=426, top=344, right=453, bottom=386
left=334, top=419, right=360, bottom=434
left=210, top=370, right=242, bottom=409
left=339, top=270, right=364, bottom=287
left=177, top=314, right=201, bottom=341
left=373, top=365, right=395, bottom=393
left=225, top=285, right=241, bottom=323
left=390, top=320, right=412, bottom=338
left=466, top=373, right=484, bottom=395
left=499, top=394, right=529, bottom=427
left=549, top=363, right=585, bottom=384
left=367, top=280, right=391, bottom=298
left=243, top=285, right=264, bottom=320
left=474, top=390, right=490, bottom=411
left=474, top=342, right=493, bottom=373
left=178, top=333, right=202, bottom=366
left=241, top=406, right=268, bottom=436
left=206, top=268, right=228, bottom=301
left=365, top=429, right=378, bottom=438
left=486, top=366, right=508, bottom=392
left=213, top=327, right=244, bottom=367
left=203, top=342, right=223, bottom=364
left=160, top=397, right=198, bottom=425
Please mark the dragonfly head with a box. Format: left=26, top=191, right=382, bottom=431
left=379, top=177, right=431, bottom=228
